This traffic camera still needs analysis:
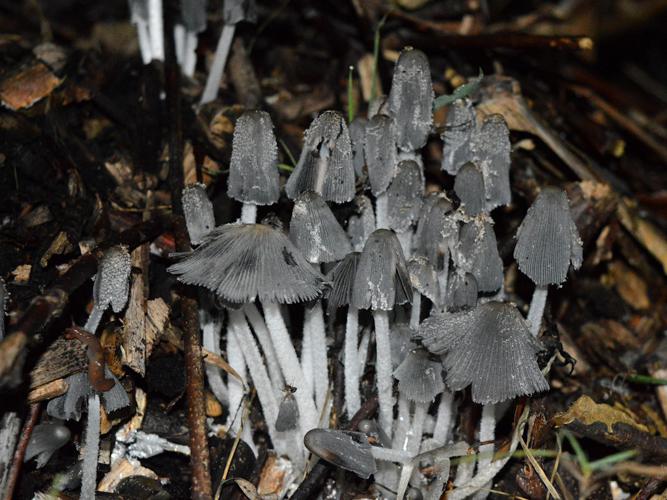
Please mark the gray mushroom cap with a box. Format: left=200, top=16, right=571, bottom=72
left=456, top=218, right=503, bottom=293
left=223, top=0, right=257, bottom=25
left=514, top=187, right=583, bottom=286
left=414, top=194, right=458, bottom=271
left=393, top=347, right=445, bottom=403
left=286, top=111, right=355, bottom=203
left=325, top=252, right=360, bottom=311
left=180, top=0, right=207, bottom=33
left=365, top=114, right=398, bottom=195
left=473, top=114, right=512, bottom=210
left=94, top=246, right=131, bottom=313
left=228, top=110, right=280, bottom=206
left=275, top=392, right=299, bottom=432
left=441, top=99, right=476, bottom=175
left=386, top=160, right=425, bottom=232
left=387, top=48, right=434, bottom=151
left=454, top=162, right=485, bottom=217
left=418, top=301, right=549, bottom=404
left=349, top=117, right=367, bottom=178
left=352, top=229, right=412, bottom=311
left=408, top=256, right=439, bottom=303
left=305, top=429, right=377, bottom=479
left=368, top=95, right=388, bottom=118
left=168, top=223, right=325, bottom=304
left=289, top=191, right=352, bottom=264
left=24, top=422, right=71, bottom=468
left=347, top=195, right=376, bottom=253
left=182, top=183, right=215, bottom=245
left=446, top=272, right=478, bottom=312
left=390, top=322, right=414, bottom=369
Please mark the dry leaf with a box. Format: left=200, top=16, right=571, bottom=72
left=553, top=395, right=649, bottom=433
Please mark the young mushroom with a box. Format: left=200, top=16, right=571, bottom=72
left=304, top=429, right=377, bottom=479
left=24, top=422, right=71, bottom=469
left=407, top=256, right=439, bottom=331
left=386, top=160, right=425, bottom=255
left=472, top=114, right=512, bottom=211
left=455, top=217, right=504, bottom=295
left=347, top=195, right=376, bottom=253
left=364, top=113, right=398, bottom=229
left=182, top=183, right=216, bottom=246
left=441, top=99, right=476, bottom=175
left=454, top=162, right=486, bottom=217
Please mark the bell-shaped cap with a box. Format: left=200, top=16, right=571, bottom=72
left=347, top=195, right=375, bottom=253
left=305, top=429, right=377, bottom=479
left=365, top=114, right=398, bottom=195
left=94, top=246, right=131, bottom=313
left=289, top=192, right=352, bottom=264
left=24, top=422, right=71, bottom=469
left=446, top=272, right=478, bottom=312
left=168, top=223, right=324, bottom=304
left=349, top=117, right=367, bottom=178
left=454, top=162, right=485, bottom=217
left=418, top=302, right=549, bottom=404
left=414, top=194, right=458, bottom=270
left=393, top=347, right=445, bottom=403
left=180, top=0, right=207, bottom=33
left=223, top=0, right=257, bottom=25
left=275, top=392, right=299, bottom=432
left=182, top=183, right=215, bottom=245
left=386, top=160, right=425, bottom=232
left=408, top=256, right=439, bottom=304
left=473, top=114, right=511, bottom=210
left=388, top=48, right=434, bottom=151
left=456, top=218, right=503, bottom=293
left=514, top=187, right=583, bottom=286
left=352, top=229, right=412, bottom=311
left=228, top=110, right=280, bottom=206
left=441, top=99, right=476, bottom=175
left=286, top=111, right=355, bottom=203
left=325, top=252, right=360, bottom=311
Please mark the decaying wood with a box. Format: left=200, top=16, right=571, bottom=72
left=122, top=245, right=150, bottom=376
left=27, top=378, right=68, bottom=404
left=0, top=413, right=21, bottom=498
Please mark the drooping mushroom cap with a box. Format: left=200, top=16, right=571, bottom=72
left=414, top=194, right=459, bottom=271
left=514, top=187, right=583, bottom=286
left=182, top=183, right=215, bottom=245
left=352, top=229, right=412, bottom=311
left=365, top=114, right=398, bottom=195
left=223, top=0, right=257, bottom=25
left=387, top=48, right=434, bottom=152
left=180, top=0, right=207, bottom=33
left=473, top=114, right=511, bottom=210
left=305, top=429, right=377, bottom=479
left=289, top=191, right=352, bottom=264
left=455, top=217, right=503, bottom=293
left=94, top=246, right=131, bottom=313
left=386, top=160, right=425, bottom=232
left=286, top=111, right=355, bottom=203
left=446, top=272, right=478, bottom=312
left=349, top=117, right=367, bottom=178
left=408, top=256, right=439, bottom=304
left=454, top=162, right=485, bottom=217
left=418, top=301, right=549, bottom=404
left=24, top=422, right=71, bottom=468
left=393, top=347, right=445, bottom=403
left=325, top=252, right=360, bottom=311
left=441, top=99, right=476, bottom=175
left=347, top=195, right=376, bottom=252
left=228, top=110, right=280, bottom=206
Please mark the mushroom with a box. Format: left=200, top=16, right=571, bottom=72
left=24, top=422, right=71, bottom=468
left=455, top=217, right=503, bottom=294
left=473, top=113, right=512, bottom=211
left=349, top=117, right=367, bottom=178
left=441, top=98, right=476, bottom=175
left=304, top=429, right=377, bottom=479
left=128, top=0, right=153, bottom=64
left=454, top=162, right=485, bottom=217
left=176, top=0, right=207, bottom=77
left=182, top=183, right=215, bottom=246
left=386, top=160, right=425, bottom=255
left=407, top=256, right=439, bottom=331
left=347, top=195, right=376, bottom=253
left=446, top=272, right=478, bottom=312
left=364, top=113, right=398, bottom=229
left=513, top=187, right=582, bottom=336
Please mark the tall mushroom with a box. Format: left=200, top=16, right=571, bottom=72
left=365, top=113, right=398, bottom=229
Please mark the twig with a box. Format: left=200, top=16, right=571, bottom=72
left=3, top=404, right=41, bottom=500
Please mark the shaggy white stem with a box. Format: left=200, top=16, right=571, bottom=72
left=182, top=31, right=199, bottom=77
left=202, top=312, right=228, bottom=404
left=373, top=310, right=394, bottom=438
left=527, top=285, right=548, bottom=337
left=174, top=24, right=185, bottom=65
left=200, top=23, right=236, bottom=105
left=80, top=394, right=100, bottom=500
left=344, top=306, right=361, bottom=416
left=304, top=301, right=329, bottom=412
left=393, top=395, right=410, bottom=451
left=244, top=304, right=283, bottom=392
left=357, top=329, right=370, bottom=373
left=409, top=292, right=421, bottom=331
left=369, top=446, right=412, bottom=464
left=407, top=402, right=428, bottom=455
left=454, top=455, right=475, bottom=486
left=478, top=404, right=495, bottom=469
left=437, top=259, right=449, bottom=311
left=300, top=322, right=315, bottom=399
left=147, top=0, right=164, bottom=61
left=226, top=324, right=246, bottom=435
left=433, top=390, right=455, bottom=445
left=375, top=193, right=389, bottom=230
left=240, top=203, right=257, bottom=225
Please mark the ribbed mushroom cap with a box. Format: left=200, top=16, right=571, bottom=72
left=414, top=195, right=459, bottom=271
left=347, top=195, right=376, bottom=252
left=223, top=0, right=257, bottom=24
left=180, top=0, right=207, bottom=32
left=275, top=392, right=299, bottom=432
left=24, top=422, right=71, bottom=469
left=289, top=191, right=352, bottom=264
left=393, top=347, right=445, bottom=403
left=228, top=110, right=280, bottom=206
left=456, top=218, right=503, bottom=293
left=168, top=223, right=325, bottom=304
left=386, top=160, right=425, bottom=232
left=349, top=117, right=367, bottom=178
left=325, top=252, right=360, bottom=311
left=441, top=99, right=476, bottom=175
left=365, top=114, right=398, bottom=195
left=514, top=187, right=583, bottom=286
left=408, top=256, right=439, bottom=303
left=305, top=429, right=377, bottom=479
left=94, top=246, right=131, bottom=313
left=473, top=114, right=511, bottom=210
left=454, top=162, right=485, bottom=217
left=446, top=272, right=478, bottom=312
left=182, top=183, right=215, bottom=245
left=286, top=111, right=355, bottom=203
left=387, top=48, right=434, bottom=151
left=418, top=302, right=549, bottom=404
left=352, top=229, right=412, bottom=311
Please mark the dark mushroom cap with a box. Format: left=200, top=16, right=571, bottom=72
left=454, top=162, right=485, bottom=217
left=168, top=223, right=324, bottom=304
left=94, top=246, right=131, bottom=313
left=446, top=272, right=478, bottom=312
left=182, top=183, right=215, bottom=245
left=408, top=256, right=439, bottom=303
left=365, top=114, right=398, bottom=195
left=349, top=117, right=367, bottom=178
left=473, top=114, right=511, bottom=210
left=286, top=111, right=355, bottom=203
left=387, top=48, right=434, bottom=151
left=289, top=191, right=352, bottom=264
left=325, top=252, right=360, bottom=311
left=352, top=229, right=412, bottom=311
left=223, top=0, right=257, bottom=25
left=414, top=194, right=458, bottom=271
left=418, top=301, right=549, bottom=404
left=347, top=195, right=376, bottom=252
left=514, top=187, right=583, bottom=286
left=393, top=347, right=445, bottom=403
left=305, top=429, right=377, bottom=479
left=180, top=0, right=207, bottom=33
left=441, top=99, right=476, bottom=175
left=456, top=218, right=503, bottom=293
left=228, top=110, right=280, bottom=206
left=386, top=160, right=425, bottom=232
left=24, top=422, right=71, bottom=468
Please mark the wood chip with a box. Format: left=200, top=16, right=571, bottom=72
left=27, top=378, right=68, bottom=403
left=0, top=62, right=62, bottom=110
left=30, top=335, right=87, bottom=388
left=618, top=199, right=667, bottom=276
left=97, top=457, right=158, bottom=493
left=607, top=261, right=651, bottom=310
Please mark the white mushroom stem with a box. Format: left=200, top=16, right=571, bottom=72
left=244, top=304, right=284, bottom=392
left=84, top=305, right=105, bottom=336
left=240, top=203, right=257, bottom=225
left=304, top=301, right=329, bottom=413
left=437, top=258, right=450, bottom=311
left=80, top=393, right=100, bottom=500
left=454, top=453, right=476, bottom=487
left=393, top=395, right=410, bottom=451
left=200, top=23, right=236, bottom=105
left=182, top=30, right=199, bottom=77
left=300, top=321, right=315, bottom=399
left=262, top=301, right=319, bottom=433
left=375, top=192, right=389, bottom=230
left=147, top=0, right=164, bottom=61
left=174, top=24, right=185, bottom=65
left=477, top=404, right=495, bottom=469
left=373, top=310, right=394, bottom=438
left=344, top=306, right=361, bottom=416
left=433, top=390, right=455, bottom=445
left=202, top=311, right=228, bottom=405
left=409, top=291, right=421, bottom=331
left=369, top=445, right=413, bottom=464
left=134, top=20, right=152, bottom=65
left=527, top=285, right=548, bottom=337
left=226, top=325, right=246, bottom=435
left=407, top=402, right=428, bottom=455
left=357, top=329, right=370, bottom=372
